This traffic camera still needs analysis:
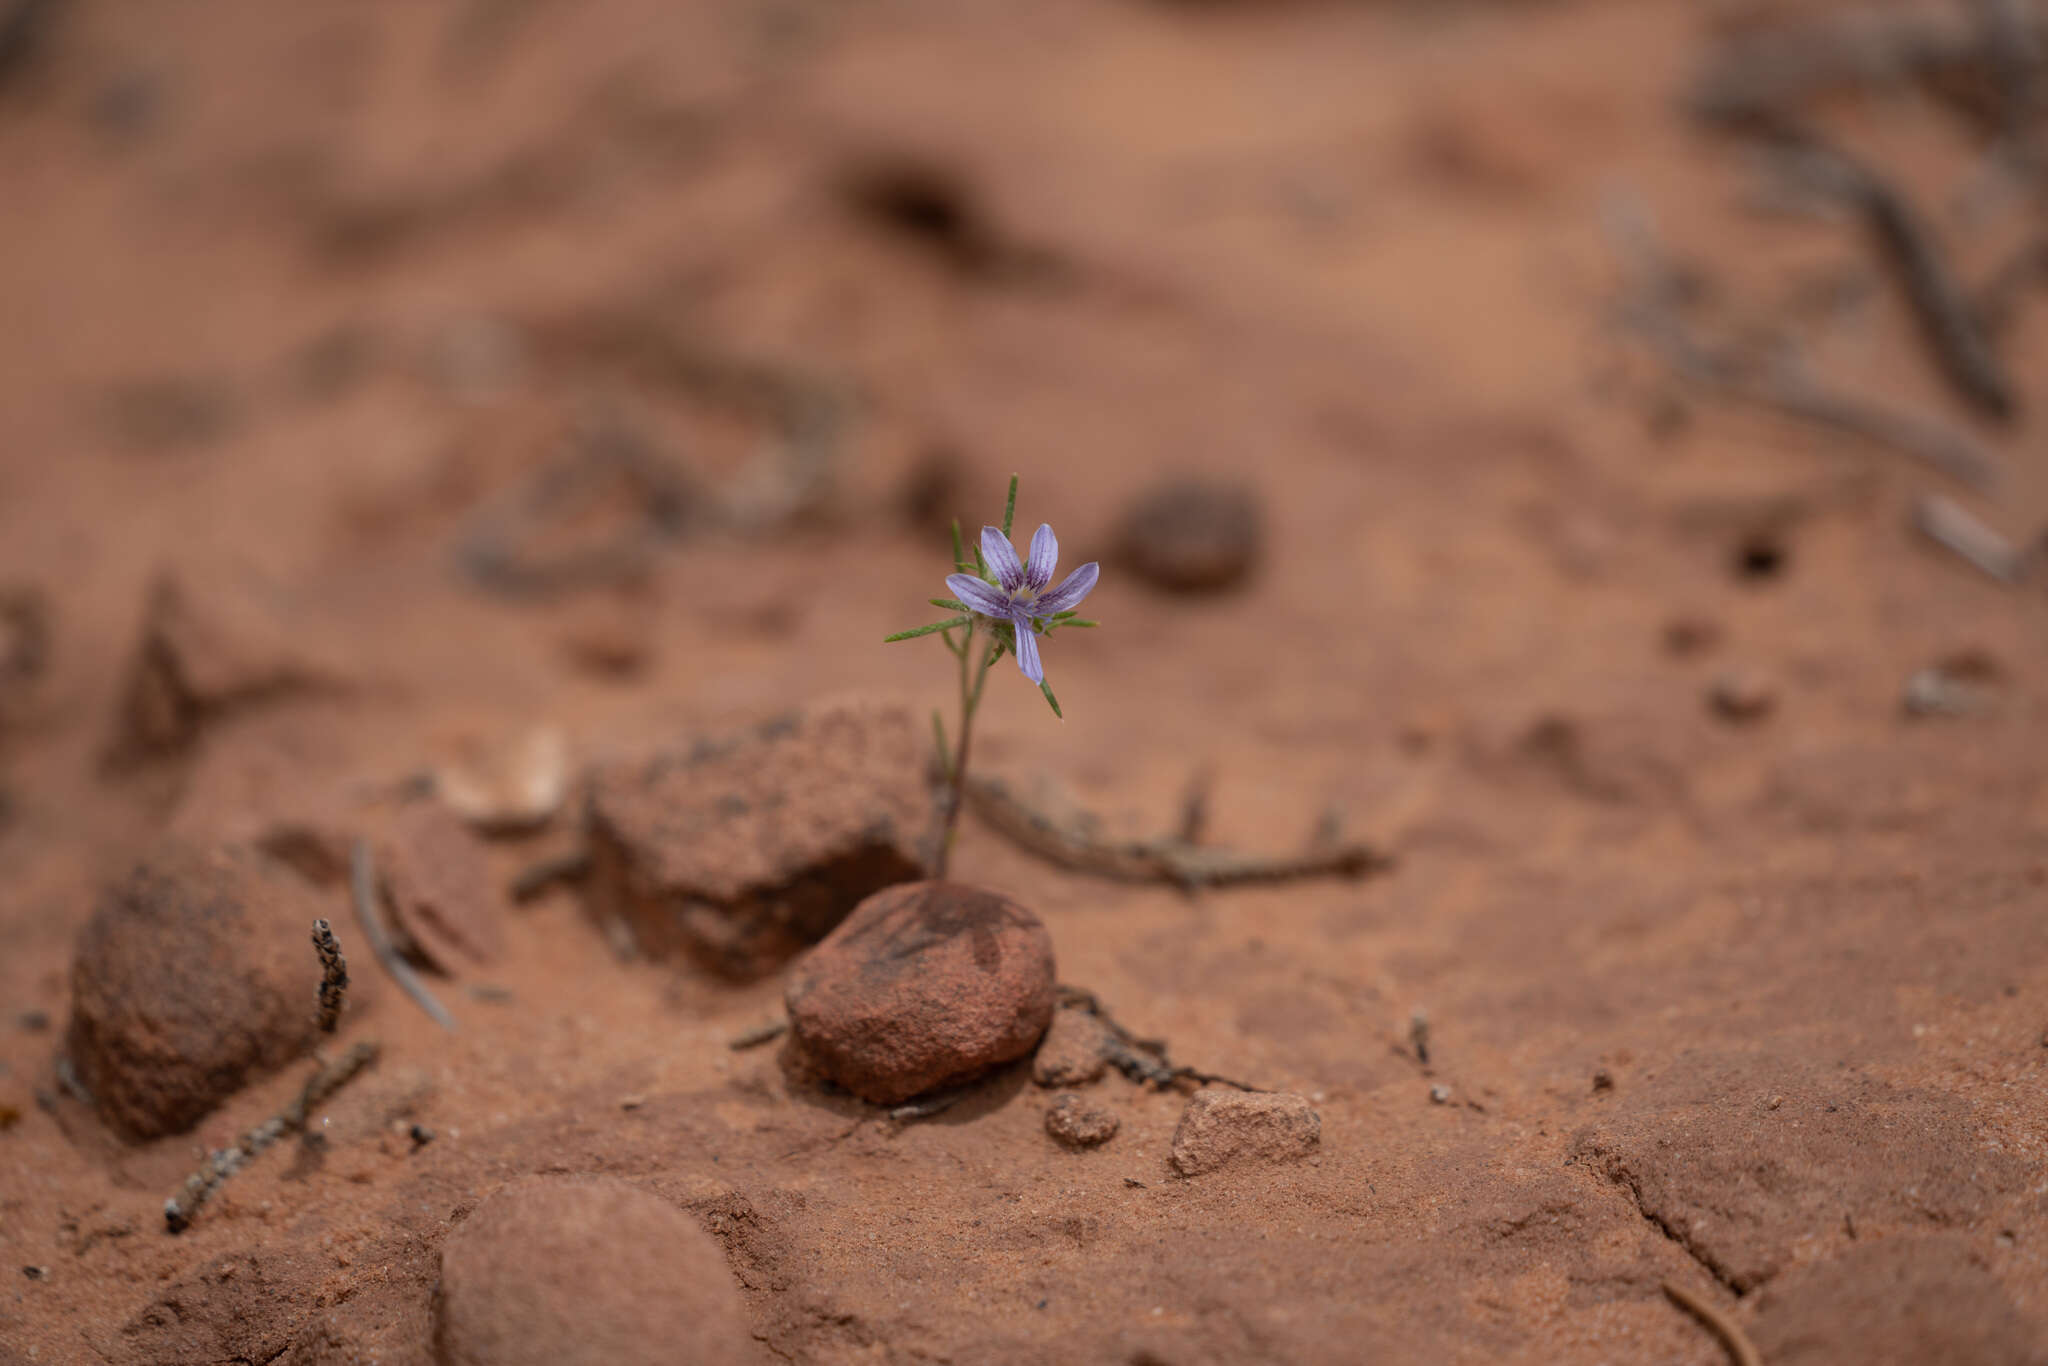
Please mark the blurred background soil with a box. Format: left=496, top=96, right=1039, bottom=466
left=3, top=0, right=2048, bottom=1361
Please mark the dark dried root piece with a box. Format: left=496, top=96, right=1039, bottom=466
left=1605, top=191, right=2004, bottom=491
left=727, top=1019, right=789, bottom=1051
left=965, top=774, right=1389, bottom=891
left=1056, top=986, right=1264, bottom=1093
left=1661, top=1280, right=1761, bottom=1366
left=311, top=919, right=348, bottom=1034
left=164, top=1040, right=380, bottom=1233
left=1774, top=131, right=2014, bottom=420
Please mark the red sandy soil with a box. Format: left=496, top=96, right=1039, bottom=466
left=3, top=0, right=2047, bottom=1362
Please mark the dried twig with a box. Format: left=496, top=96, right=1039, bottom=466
left=1661, top=1280, right=1762, bottom=1366
left=1688, top=10, right=2034, bottom=127
left=1056, top=986, right=1265, bottom=1092
left=1606, top=192, right=2004, bottom=491
left=164, top=1041, right=379, bottom=1233
left=727, top=1019, right=789, bottom=1050
left=349, top=839, right=457, bottom=1033
left=311, top=919, right=348, bottom=1035
left=1174, top=766, right=1213, bottom=846
left=1408, top=1008, right=1432, bottom=1067
left=1913, top=493, right=2028, bottom=582
left=1773, top=132, right=2014, bottom=419
left=965, top=774, right=1388, bottom=890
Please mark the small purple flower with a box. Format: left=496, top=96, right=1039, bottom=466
left=946, top=524, right=1099, bottom=684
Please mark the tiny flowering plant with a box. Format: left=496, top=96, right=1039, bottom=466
left=886, top=475, right=1099, bottom=874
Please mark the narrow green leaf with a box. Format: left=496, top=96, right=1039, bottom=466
left=884, top=616, right=970, bottom=642
left=929, top=597, right=971, bottom=612
left=1001, top=474, right=1019, bottom=538
left=1039, top=678, right=1063, bottom=718
left=1060, top=618, right=1099, bottom=628
left=951, top=519, right=968, bottom=573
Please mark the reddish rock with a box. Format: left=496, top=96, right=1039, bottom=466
left=587, top=700, right=931, bottom=978
left=381, top=802, right=502, bottom=972
left=1571, top=1054, right=2026, bottom=1292
left=784, top=880, right=1057, bottom=1104
left=1115, top=478, right=1263, bottom=594
left=108, top=570, right=337, bottom=764
left=1750, top=1234, right=2038, bottom=1365
left=1170, top=1091, right=1321, bottom=1177
left=433, top=1176, right=749, bottom=1366
left=1045, top=1092, right=1118, bottom=1148
left=1032, top=1006, right=1110, bottom=1087
left=65, top=842, right=329, bottom=1140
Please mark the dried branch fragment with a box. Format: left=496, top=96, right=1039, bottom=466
left=1055, top=987, right=1264, bottom=1092
left=1688, top=9, right=2039, bottom=127
left=964, top=774, right=1388, bottom=890
left=164, top=1040, right=379, bottom=1233
left=1775, top=133, right=2013, bottom=419
left=1662, top=1280, right=1762, bottom=1366
left=1605, top=193, right=2004, bottom=491
left=310, top=918, right=347, bottom=1034
left=349, top=840, right=457, bottom=1033
left=1913, top=494, right=2029, bottom=583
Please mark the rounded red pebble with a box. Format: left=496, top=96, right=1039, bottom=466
left=784, top=880, right=1057, bottom=1104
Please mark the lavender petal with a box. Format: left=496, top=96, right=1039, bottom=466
left=1012, top=617, right=1044, bottom=683
left=1032, top=561, right=1099, bottom=616
left=980, top=525, right=1025, bottom=593
left=945, top=573, right=1013, bottom=619
left=1024, top=523, right=1058, bottom=593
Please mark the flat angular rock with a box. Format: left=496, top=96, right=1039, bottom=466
left=1170, top=1091, right=1321, bottom=1177
left=1750, top=1234, right=2038, bottom=1365
left=784, top=880, right=1057, bottom=1104
left=65, top=842, right=329, bottom=1140
left=434, top=1176, right=749, bottom=1366
left=1571, top=1053, right=2026, bottom=1293
left=108, top=570, right=336, bottom=763
left=586, top=700, right=931, bottom=977
left=381, top=802, right=502, bottom=971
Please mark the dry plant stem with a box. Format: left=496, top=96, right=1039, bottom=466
left=164, top=1041, right=380, bottom=1234
left=349, top=839, right=458, bottom=1033
left=1661, top=1281, right=1762, bottom=1366
left=311, top=918, right=348, bottom=1035
left=1606, top=194, right=2003, bottom=491
left=964, top=773, right=1388, bottom=889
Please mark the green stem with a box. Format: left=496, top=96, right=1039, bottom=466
left=931, top=621, right=1000, bottom=878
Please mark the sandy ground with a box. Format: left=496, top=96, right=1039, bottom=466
left=3, top=0, right=2048, bottom=1361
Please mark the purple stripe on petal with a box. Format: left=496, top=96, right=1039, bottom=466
left=1032, top=561, right=1099, bottom=616
left=1013, top=618, right=1044, bottom=683
left=981, top=525, right=1025, bottom=592
left=946, top=573, right=1013, bottom=619
left=1025, top=523, right=1058, bottom=593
